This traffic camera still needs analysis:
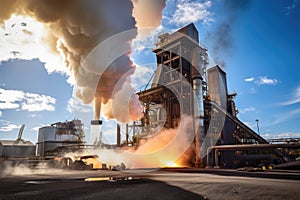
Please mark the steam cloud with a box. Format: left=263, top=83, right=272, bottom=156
left=0, top=0, right=166, bottom=122
left=132, top=0, right=166, bottom=37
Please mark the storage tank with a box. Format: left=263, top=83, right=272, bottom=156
left=36, top=120, right=84, bottom=157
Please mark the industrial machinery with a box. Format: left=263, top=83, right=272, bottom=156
left=37, top=119, right=85, bottom=158
left=0, top=120, right=104, bottom=170
left=119, top=23, right=300, bottom=169
left=1, top=24, right=299, bottom=170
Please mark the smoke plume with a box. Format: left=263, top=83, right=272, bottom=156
left=0, top=0, right=166, bottom=122
left=206, top=0, right=251, bottom=67
left=132, top=0, right=166, bottom=37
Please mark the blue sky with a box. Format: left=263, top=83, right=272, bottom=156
left=0, top=0, right=299, bottom=144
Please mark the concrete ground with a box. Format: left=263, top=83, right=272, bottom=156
left=0, top=167, right=299, bottom=200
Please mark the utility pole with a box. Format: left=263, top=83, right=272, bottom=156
left=255, top=119, right=260, bottom=135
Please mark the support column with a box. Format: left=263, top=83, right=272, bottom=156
left=117, top=124, right=121, bottom=146
left=193, top=78, right=205, bottom=168
left=126, top=124, right=129, bottom=146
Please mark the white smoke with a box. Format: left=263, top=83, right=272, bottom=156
left=0, top=0, right=166, bottom=123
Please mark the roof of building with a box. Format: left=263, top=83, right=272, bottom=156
left=207, top=65, right=226, bottom=75
left=153, top=23, right=204, bottom=52
left=0, top=140, right=35, bottom=146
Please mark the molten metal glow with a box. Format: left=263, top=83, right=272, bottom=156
left=84, top=177, right=111, bottom=182
left=165, top=161, right=181, bottom=168
left=82, top=157, right=102, bottom=169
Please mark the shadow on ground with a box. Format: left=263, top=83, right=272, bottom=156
left=0, top=177, right=205, bottom=200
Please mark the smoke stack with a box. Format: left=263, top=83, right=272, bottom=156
left=91, top=120, right=102, bottom=126
left=117, top=124, right=121, bottom=146
left=94, top=97, right=101, bottom=120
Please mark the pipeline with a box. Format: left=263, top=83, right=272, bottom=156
left=206, top=143, right=300, bottom=168
left=207, top=101, right=291, bottom=161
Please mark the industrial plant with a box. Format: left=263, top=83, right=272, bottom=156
left=1, top=23, right=299, bottom=170
left=113, top=23, right=300, bottom=169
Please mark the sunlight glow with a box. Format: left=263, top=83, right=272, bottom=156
left=0, top=15, right=66, bottom=74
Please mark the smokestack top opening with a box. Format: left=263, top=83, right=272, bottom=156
left=91, top=120, right=103, bottom=125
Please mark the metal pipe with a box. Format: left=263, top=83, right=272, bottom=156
left=117, top=124, right=121, bottom=146
left=193, top=78, right=204, bottom=118
left=214, top=149, right=220, bottom=168
left=255, top=119, right=260, bottom=135
left=206, top=148, right=211, bottom=168
left=193, top=78, right=204, bottom=167
left=126, top=124, right=129, bottom=146
left=208, top=101, right=289, bottom=161
left=206, top=143, right=300, bottom=168
left=94, top=97, right=101, bottom=120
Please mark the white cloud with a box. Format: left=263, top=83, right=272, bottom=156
left=22, top=93, right=56, bottom=112
left=169, top=0, right=214, bottom=26
left=0, top=110, right=2, bottom=117
left=239, top=106, right=256, bottom=114
left=245, top=77, right=254, bottom=82
left=244, top=76, right=278, bottom=86
left=281, top=85, right=300, bottom=106
left=262, top=132, right=300, bottom=139
left=67, top=98, right=93, bottom=113
left=256, top=76, right=278, bottom=85
left=0, top=88, right=56, bottom=112
left=0, top=102, right=20, bottom=109
left=0, top=88, right=25, bottom=103
left=0, top=88, right=24, bottom=109
left=0, top=123, right=20, bottom=132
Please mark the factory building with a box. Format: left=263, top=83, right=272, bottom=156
left=0, top=140, right=35, bottom=158
left=134, top=24, right=208, bottom=166
left=1, top=23, right=298, bottom=169
left=0, top=124, right=35, bottom=158
left=37, top=119, right=85, bottom=157
left=125, top=23, right=293, bottom=168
